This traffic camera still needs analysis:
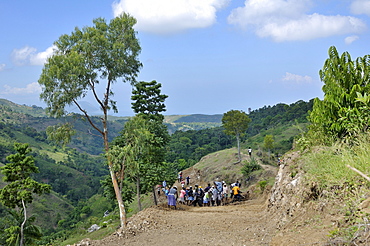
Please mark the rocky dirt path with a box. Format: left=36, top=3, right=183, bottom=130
left=88, top=197, right=277, bottom=246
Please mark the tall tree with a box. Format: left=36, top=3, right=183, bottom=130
left=308, top=46, right=370, bottom=142
left=130, top=80, right=170, bottom=206
left=38, top=13, right=142, bottom=227
left=0, top=143, right=51, bottom=246
left=222, top=110, right=251, bottom=163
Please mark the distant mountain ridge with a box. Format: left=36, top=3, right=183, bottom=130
left=0, top=98, right=222, bottom=124
left=0, top=98, right=46, bottom=117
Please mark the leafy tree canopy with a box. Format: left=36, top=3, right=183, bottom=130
left=222, top=110, right=251, bottom=137
left=308, top=46, right=370, bottom=141
left=131, top=80, right=168, bottom=122
left=0, top=143, right=51, bottom=209
left=222, top=110, right=251, bottom=162
left=39, top=13, right=142, bottom=118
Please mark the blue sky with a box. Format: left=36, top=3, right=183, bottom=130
left=1, top=0, right=370, bottom=116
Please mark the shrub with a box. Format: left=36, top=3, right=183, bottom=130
left=241, top=157, right=262, bottom=177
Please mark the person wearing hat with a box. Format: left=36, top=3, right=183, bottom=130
left=197, top=186, right=204, bottom=207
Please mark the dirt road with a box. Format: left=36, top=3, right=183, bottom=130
left=88, top=197, right=278, bottom=246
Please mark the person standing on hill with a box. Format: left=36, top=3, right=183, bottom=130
left=248, top=147, right=252, bottom=157
left=178, top=171, right=183, bottom=182
left=186, top=175, right=190, bottom=185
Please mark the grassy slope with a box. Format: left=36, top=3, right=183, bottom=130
left=0, top=98, right=46, bottom=117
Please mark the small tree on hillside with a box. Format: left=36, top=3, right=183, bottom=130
left=264, top=135, right=274, bottom=154
left=0, top=143, right=51, bottom=246
left=114, top=115, right=155, bottom=211
left=222, top=110, right=251, bottom=163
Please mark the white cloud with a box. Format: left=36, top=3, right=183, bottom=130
left=29, top=46, right=55, bottom=65
left=228, top=0, right=366, bottom=42
left=0, top=64, right=5, bottom=71
left=11, top=45, right=55, bottom=66
left=112, top=0, right=230, bottom=34
left=282, top=72, right=312, bottom=84
left=345, top=35, right=359, bottom=44
left=351, top=0, right=370, bottom=16
left=0, top=82, right=42, bottom=95
left=11, top=46, right=36, bottom=66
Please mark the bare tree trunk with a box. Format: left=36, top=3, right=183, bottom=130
left=109, top=168, right=127, bottom=227
left=237, top=134, right=241, bottom=161
left=234, top=134, right=241, bottom=164
left=20, top=199, right=26, bottom=246
left=347, top=165, right=370, bottom=182
left=137, top=176, right=142, bottom=211
left=104, top=130, right=127, bottom=228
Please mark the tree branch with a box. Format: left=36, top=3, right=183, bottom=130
left=89, top=78, right=105, bottom=119
left=72, top=99, right=104, bottom=136
left=346, top=164, right=370, bottom=182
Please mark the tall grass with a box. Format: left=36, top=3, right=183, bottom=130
left=303, top=134, right=370, bottom=188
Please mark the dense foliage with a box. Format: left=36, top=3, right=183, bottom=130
left=0, top=143, right=51, bottom=245
left=308, top=46, right=370, bottom=143
left=166, top=127, right=233, bottom=169
left=247, top=99, right=313, bottom=136
left=241, top=157, right=262, bottom=177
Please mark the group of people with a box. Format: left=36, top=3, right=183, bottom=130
left=162, top=179, right=244, bottom=209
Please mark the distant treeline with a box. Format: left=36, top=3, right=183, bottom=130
left=174, top=114, right=223, bottom=123
left=247, top=99, right=313, bottom=136
left=165, top=100, right=313, bottom=169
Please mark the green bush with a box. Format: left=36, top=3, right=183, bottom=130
left=241, top=157, right=262, bottom=177
left=258, top=180, right=268, bottom=192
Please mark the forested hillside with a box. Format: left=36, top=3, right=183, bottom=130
left=0, top=98, right=313, bottom=172
left=0, top=98, right=312, bottom=244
